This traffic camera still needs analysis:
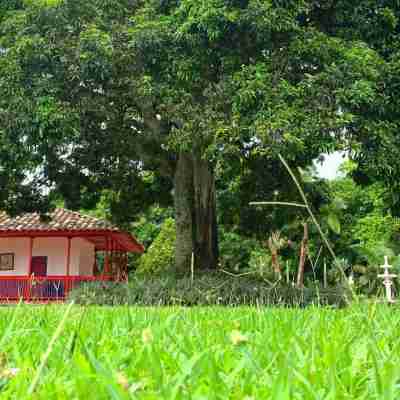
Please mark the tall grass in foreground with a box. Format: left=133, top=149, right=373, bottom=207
left=0, top=304, right=399, bottom=399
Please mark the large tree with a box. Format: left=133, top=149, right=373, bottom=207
left=0, top=0, right=384, bottom=273
left=302, top=1, right=400, bottom=213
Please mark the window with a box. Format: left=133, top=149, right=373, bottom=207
left=0, top=253, right=14, bottom=271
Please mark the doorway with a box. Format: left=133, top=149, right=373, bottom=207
left=31, top=256, right=48, bottom=277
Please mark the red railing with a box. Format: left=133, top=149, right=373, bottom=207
left=0, top=276, right=114, bottom=302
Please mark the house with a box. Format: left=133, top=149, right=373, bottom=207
left=0, top=208, right=144, bottom=301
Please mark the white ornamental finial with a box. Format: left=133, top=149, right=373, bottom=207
left=378, top=256, right=397, bottom=303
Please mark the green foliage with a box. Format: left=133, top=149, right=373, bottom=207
left=69, top=274, right=349, bottom=307
left=218, top=229, right=259, bottom=271
left=68, top=281, right=130, bottom=306
left=131, top=206, right=174, bottom=248
left=248, top=247, right=273, bottom=279
left=1, top=0, right=400, bottom=275
left=327, top=212, right=341, bottom=235
left=327, top=175, right=400, bottom=264
left=319, top=197, right=345, bottom=235
left=217, top=155, right=331, bottom=242
left=353, top=214, right=399, bottom=249
left=136, top=218, right=176, bottom=275
left=3, top=304, right=400, bottom=398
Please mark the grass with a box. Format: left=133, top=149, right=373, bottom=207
left=0, top=304, right=399, bottom=399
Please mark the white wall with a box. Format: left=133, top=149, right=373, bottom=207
left=0, top=238, right=30, bottom=276
left=78, top=239, right=95, bottom=275
left=0, top=237, right=95, bottom=276
left=33, top=238, right=69, bottom=276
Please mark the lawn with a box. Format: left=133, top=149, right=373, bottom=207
left=0, top=304, right=399, bottom=399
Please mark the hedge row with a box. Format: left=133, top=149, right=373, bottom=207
left=68, top=274, right=350, bottom=307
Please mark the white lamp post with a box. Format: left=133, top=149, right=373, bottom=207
left=378, top=256, right=397, bottom=304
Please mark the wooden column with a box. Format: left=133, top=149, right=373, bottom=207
left=104, top=236, right=110, bottom=275
left=66, top=237, right=71, bottom=276
left=110, top=238, right=114, bottom=277
left=123, top=251, right=128, bottom=281
left=26, top=237, right=34, bottom=301
left=93, top=250, right=98, bottom=276
left=28, top=237, right=33, bottom=275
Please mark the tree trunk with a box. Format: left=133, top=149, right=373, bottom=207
left=173, top=152, right=219, bottom=274
left=297, top=223, right=308, bottom=288
left=193, top=155, right=219, bottom=270
left=174, top=153, right=194, bottom=275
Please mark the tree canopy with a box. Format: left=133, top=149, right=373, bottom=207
left=0, top=0, right=397, bottom=273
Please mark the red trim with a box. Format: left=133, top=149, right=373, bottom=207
left=0, top=230, right=144, bottom=253
left=0, top=275, right=117, bottom=302
left=25, top=238, right=34, bottom=301
left=0, top=275, right=102, bottom=280
left=28, top=237, right=33, bottom=275
left=104, top=235, right=110, bottom=275
left=0, top=229, right=111, bottom=236
left=111, top=237, right=115, bottom=270
left=93, top=250, right=98, bottom=275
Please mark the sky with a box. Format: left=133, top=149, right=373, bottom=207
left=314, top=152, right=346, bottom=180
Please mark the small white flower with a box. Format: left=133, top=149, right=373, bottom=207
left=142, top=328, right=153, bottom=344
left=116, top=372, right=129, bottom=391
left=230, top=330, right=248, bottom=346
left=0, top=367, right=20, bottom=379
left=129, top=381, right=146, bottom=393
left=100, top=122, right=107, bottom=130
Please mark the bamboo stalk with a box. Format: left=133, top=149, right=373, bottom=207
left=277, top=154, right=337, bottom=262
left=248, top=153, right=354, bottom=300
left=286, top=260, right=290, bottom=284
left=249, top=201, right=307, bottom=208
left=277, top=153, right=354, bottom=300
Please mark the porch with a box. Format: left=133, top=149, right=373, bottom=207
left=0, top=208, right=144, bottom=301
left=0, top=275, right=114, bottom=302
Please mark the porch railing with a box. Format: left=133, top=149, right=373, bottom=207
left=0, top=276, right=114, bottom=301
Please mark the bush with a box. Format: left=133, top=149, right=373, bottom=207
left=219, top=229, right=260, bottom=271
left=133, top=206, right=174, bottom=248
left=248, top=247, right=276, bottom=280
left=136, top=218, right=176, bottom=276
left=69, top=273, right=350, bottom=308
left=69, top=281, right=130, bottom=306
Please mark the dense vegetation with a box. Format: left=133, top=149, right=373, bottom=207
left=2, top=2, right=400, bottom=399
left=102, top=162, right=400, bottom=298
left=0, top=304, right=399, bottom=399
left=69, top=275, right=349, bottom=307
left=2, top=1, right=400, bottom=283
left=1, top=3, right=400, bottom=399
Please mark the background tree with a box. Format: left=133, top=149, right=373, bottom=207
left=0, top=0, right=389, bottom=275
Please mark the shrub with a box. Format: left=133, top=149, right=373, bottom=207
left=247, top=247, right=275, bottom=280
left=219, top=229, right=260, bottom=271
left=136, top=218, right=176, bottom=276
left=133, top=206, right=174, bottom=248
left=67, top=281, right=130, bottom=305
left=69, top=273, right=350, bottom=307
left=352, top=214, right=399, bottom=250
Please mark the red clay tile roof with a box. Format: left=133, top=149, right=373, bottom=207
left=0, top=209, right=144, bottom=253
left=0, top=208, right=118, bottom=232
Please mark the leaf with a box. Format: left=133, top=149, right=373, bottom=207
left=327, top=213, right=341, bottom=234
